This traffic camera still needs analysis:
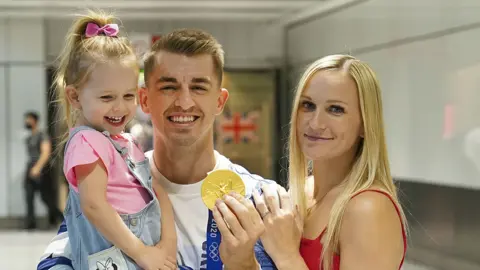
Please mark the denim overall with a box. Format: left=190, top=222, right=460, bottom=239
left=63, top=126, right=162, bottom=270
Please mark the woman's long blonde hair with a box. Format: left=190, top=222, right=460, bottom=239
left=53, top=10, right=138, bottom=158
left=288, top=54, right=407, bottom=269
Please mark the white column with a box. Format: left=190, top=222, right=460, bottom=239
left=0, top=19, right=8, bottom=217
left=6, top=18, right=47, bottom=217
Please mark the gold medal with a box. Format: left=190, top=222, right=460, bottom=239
left=201, top=170, right=245, bottom=210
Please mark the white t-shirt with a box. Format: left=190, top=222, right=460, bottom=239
left=147, top=150, right=219, bottom=269
left=39, top=150, right=277, bottom=270
left=147, top=150, right=276, bottom=269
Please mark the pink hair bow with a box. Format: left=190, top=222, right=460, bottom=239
left=85, top=22, right=119, bottom=38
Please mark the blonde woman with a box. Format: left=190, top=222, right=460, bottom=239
left=253, top=55, right=407, bottom=270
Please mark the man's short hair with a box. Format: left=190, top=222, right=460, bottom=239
left=24, top=111, right=39, bottom=122
left=143, top=29, right=225, bottom=85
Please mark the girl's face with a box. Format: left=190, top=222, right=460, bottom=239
left=69, top=61, right=138, bottom=135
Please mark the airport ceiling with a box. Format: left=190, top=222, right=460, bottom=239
left=0, top=0, right=362, bottom=25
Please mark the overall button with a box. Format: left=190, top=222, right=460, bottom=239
left=130, top=218, right=138, bottom=226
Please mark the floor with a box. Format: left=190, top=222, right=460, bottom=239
left=0, top=230, right=436, bottom=270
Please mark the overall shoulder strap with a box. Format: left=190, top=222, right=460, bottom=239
left=63, top=126, right=97, bottom=157
left=101, top=131, right=128, bottom=156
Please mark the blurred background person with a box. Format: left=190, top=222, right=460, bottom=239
left=125, top=76, right=154, bottom=152
left=127, top=106, right=154, bottom=152
left=23, top=111, right=63, bottom=230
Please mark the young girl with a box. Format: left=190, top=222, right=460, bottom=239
left=54, top=11, right=177, bottom=270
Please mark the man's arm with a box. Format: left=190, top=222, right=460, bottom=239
left=33, top=136, right=51, bottom=172
left=37, top=221, right=74, bottom=270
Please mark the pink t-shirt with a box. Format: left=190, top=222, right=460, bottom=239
left=64, top=129, right=151, bottom=214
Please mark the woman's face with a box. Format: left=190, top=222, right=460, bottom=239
left=296, top=70, right=364, bottom=161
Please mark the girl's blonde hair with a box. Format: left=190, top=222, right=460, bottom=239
left=288, top=54, right=407, bottom=269
left=53, top=10, right=138, bottom=156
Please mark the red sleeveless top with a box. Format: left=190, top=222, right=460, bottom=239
left=299, top=189, right=407, bottom=270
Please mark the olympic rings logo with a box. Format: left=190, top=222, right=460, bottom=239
left=208, top=242, right=220, bottom=261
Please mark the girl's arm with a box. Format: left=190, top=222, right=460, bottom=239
left=76, top=160, right=146, bottom=262
left=153, top=181, right=177, bottom=258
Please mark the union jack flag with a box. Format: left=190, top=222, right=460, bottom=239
left=216, top=110, right=259, bottom=144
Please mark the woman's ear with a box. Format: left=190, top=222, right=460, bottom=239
left=359, top=122, right=365, bottom=138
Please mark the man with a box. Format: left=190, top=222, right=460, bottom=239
left=37, top=29, right=277, bottom=270
left=23, top=111, right=63, bottom=230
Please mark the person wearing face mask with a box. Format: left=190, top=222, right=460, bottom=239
left=23, top=111, right=63, bottom=230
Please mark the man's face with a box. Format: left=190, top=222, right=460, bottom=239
left=139, top=52, right=229, bottom=147
left=24, top=116, right=36, bottom=130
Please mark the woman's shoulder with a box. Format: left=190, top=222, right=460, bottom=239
left=339, top=188, right=406, bottom=267
left=346, top=186, right=399, bottom=217
left=342, top=187, right=404, bottom=239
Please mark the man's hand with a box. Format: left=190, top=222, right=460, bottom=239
left=29, top=166, right=42, bottom=179
left=30, top=139, right=51, bottom=180
left=212, top=192, right=264, bottom=270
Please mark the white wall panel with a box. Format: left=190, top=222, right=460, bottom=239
left=0, top=18, right=47, bottom=218
left=288, top=0, right=480, bottom=66
left=287, top=0, right=480, bottom=189
left=7, top=18, right=45, bottom=63
left=0, top=19, right=6, bottom=63
left=46, top=19, right=283, bottom=69
left=0, top=66, right=7, bottom=216
left=7, top=65, right=47, bottom=216
left=0, top=19, right=7, bottom=216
